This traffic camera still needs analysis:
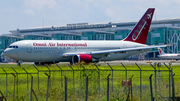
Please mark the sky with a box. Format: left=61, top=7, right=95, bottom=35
left=0, top=0, right=180, bottom=34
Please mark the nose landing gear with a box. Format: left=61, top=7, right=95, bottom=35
left=16, top=61, right=21, bottom=67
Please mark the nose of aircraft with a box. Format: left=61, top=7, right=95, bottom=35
left=3, top=48, right=15, bottom=58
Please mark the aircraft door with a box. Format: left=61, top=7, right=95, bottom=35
left=27, top=44, right=32, bottom=53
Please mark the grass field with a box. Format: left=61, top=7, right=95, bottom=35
left=0, top=62, right=179, bottom=101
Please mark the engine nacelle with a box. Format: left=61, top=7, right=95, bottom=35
left=72, top=54, right=98, bottom=64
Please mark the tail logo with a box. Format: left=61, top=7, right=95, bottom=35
left=147, top=13, right=152, bottom=19
left=132, top=13, right=152, bottom=41
left=132, top=20, right=147, bottom=41
left=159, top=49, right=162, bottom=54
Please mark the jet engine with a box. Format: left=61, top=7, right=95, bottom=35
left=72, top=54, right=98, bottom=64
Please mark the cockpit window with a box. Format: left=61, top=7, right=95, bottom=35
left=9, top=45, right=18, bottom=48
left=9, top=46, right=13, bottom=48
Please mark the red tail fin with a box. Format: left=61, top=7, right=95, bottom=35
left=158, top=48, right=165, bottom=55
left=123, top=8, right=155, bottom=44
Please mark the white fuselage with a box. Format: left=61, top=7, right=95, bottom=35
left=158, top=54, right=180, bottom=60
left=3, top=40, right=149, bottom=63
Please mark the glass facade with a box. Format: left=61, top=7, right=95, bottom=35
left=51, top=34, right=81, bottom=40
left=114, top=30, right=131, bottom=40
left=165, top=29, right=180, bottom=53
left=24, top=35, right=51, bottom=40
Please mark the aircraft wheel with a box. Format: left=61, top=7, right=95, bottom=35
left=34, top=62, right=40, bottom=66
left=17, top=61, right=21, bottom=67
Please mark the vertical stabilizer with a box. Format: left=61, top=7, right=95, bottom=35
left=123, top=8, right=155, bottom=44
left=158, top=48, right=165, bottom=55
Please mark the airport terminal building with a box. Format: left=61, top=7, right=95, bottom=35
left=1, top=18, right=180, bottom=62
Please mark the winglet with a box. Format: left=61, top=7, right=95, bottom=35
left=123, top=8, right=155, bottom=44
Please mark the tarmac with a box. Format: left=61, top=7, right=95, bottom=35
left=98, top=60, right=179, bottom=65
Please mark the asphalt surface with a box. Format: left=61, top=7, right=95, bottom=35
left=98, top=60, right=179, bottom=65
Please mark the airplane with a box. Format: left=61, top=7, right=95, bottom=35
left=2, top=8, right=168, bottom=65
left=158, top=47, right=180, bottom=61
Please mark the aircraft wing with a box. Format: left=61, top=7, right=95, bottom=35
left=62, top=44, right=168, bottom=58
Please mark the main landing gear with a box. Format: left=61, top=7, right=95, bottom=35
left=34, top=62, right=58, bottom=66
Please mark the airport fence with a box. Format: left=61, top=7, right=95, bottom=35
left=0, top=62, right=177, bottom=101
